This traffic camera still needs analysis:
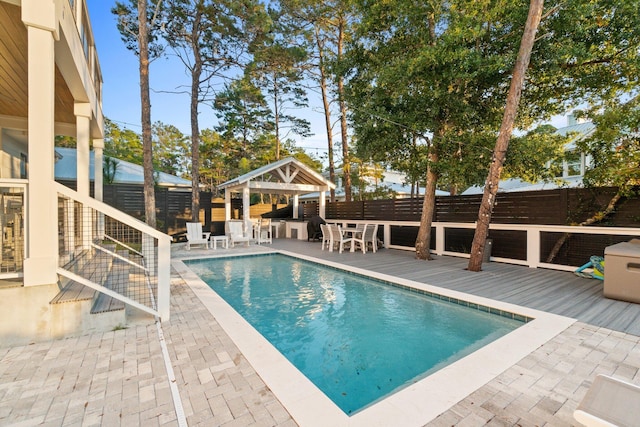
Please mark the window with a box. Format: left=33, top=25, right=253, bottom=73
left=565, top=151, right=582, bottom=177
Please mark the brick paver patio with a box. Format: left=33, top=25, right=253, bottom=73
left=2, top=243, right=639, bottom=426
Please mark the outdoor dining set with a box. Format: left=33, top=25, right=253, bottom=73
left=319, top=222, right=379, bottom=254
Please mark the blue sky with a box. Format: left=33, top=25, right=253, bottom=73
left=86, top=0, right=330, bottom=157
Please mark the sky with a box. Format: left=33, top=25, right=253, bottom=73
left=86, top=1, right=570, bottom=161
left=85, top=0, right=330, bottom=159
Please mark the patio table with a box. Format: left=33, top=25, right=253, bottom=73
left=341, top=227, right=362, bottom=252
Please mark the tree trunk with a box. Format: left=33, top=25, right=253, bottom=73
left=139, top=0, right=156, bottom=228
left=468, top=0, right=544, bottom=271
left=336, top=17, right=351, bottom=202
left=273, top=72, right=281, bottom=161
left=190, top=56, right=201, bottom=222
left=316, top=28, right=336, bottom=203
left=545, top=192, right=622, bottom=263
left=415, top=146, right=439, bottom=260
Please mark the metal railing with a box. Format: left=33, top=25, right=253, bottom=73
left=56, top=183, right=171, bottom=320
left=0, top=181, right=26, bottom=278
left=328, top=219, right=640, bottom=272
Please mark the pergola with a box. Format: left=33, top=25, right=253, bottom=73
left=217, top=157, right=336, bottom=221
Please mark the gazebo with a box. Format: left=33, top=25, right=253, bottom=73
left=217, top=157, right=335, bottom=222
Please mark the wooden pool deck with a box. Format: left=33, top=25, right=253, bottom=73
left=269, top=238, right=640, bottom=335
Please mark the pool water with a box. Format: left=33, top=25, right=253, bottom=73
left=185, top=254, right=523, bottom=415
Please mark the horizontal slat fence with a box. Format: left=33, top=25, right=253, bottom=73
left=324, top=187, right=638, bottom=226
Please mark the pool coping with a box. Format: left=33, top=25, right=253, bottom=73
left=172, top=249, right=576, bottom=427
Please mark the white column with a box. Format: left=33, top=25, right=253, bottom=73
left=23, top=22, right=58, bottom=286
left=75, top=103, right=91, bottom=198
left=293, top=194, right=299, bottom=219
left=224, top=191, right=231, bottom=220
left=93, top=139, right=104, bottom=202
left=319, top=190, right=326, bottom=218
left=242, top=186, right=250, bottom=221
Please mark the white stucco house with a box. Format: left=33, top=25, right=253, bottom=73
left=0, top=0, right=171, bottom=347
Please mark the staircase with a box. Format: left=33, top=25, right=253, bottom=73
left=50, top=245, right=141, bottom=336
left=52, top=183, right=171, bottom=337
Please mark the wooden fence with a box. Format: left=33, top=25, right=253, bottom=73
left=323, top=187, right=640, bottom=227
left=60, top=181, right=638, bottom=262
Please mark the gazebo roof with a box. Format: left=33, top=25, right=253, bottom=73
left=218, top=157, right=335, bottom=195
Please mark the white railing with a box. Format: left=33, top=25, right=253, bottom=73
left=56, top=183, right=171, bottom=320
left=328, top=219, right=640, bottom=272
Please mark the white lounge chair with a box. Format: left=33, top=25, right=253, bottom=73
left=257, top=218, right=272, bottom=244
left=226, top=220, right=252, bottom=247
left=185, top=222, right=210, bottom=250
left=574, top=374, right=640, bottom=427
left=353, top=224, right=379, bottom=254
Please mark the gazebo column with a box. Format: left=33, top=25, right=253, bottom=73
left=293, top=194, right=299, bottom=219
left=319, top=190, right=326, bottom=218
left=242, top=186, right=250, bottom=220
left=224, top=191, right=231, bottom=220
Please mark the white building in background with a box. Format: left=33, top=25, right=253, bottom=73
left=462, top=115, right=595, bottom=195
left=301, top=167, right=449, bottom=203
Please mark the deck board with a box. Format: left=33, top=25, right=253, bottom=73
left=270, top=239, right=640, bottom=335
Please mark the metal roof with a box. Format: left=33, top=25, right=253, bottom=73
left=218, top=157, right=335, bottom=195
left=54, top=147, right=192, bottom=187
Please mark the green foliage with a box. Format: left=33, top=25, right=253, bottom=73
left=503, top=125, right=568, bottom=183
left=345, top=0, right=530, bottom=194
left=152, top=122, right=189, bottom=177
left=103, top=156, right=119, bottom=184
left=104, top=118, right=143, bottom=165
left=214, top=76, right=273, bottom=159
left=577, top=96, right=640, bottom=196
left=350, top=160, right=397, bottom=200
left=55, top=135, right=76, bottom=148
left=247, top=7, right=312, bottom=156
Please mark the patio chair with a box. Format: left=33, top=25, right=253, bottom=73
left=329, top=224, right=353, bottom=253
left=185, top=222, right=210, bottom=250
left=225, top=220, right=252, bottom=247
left=353, top=224, right=379, bottom=254
left=257, top=218, right=272, bottom=244
left=574, top=374, right=640, bottom=427
left=320, top=223, right=331, bottom=250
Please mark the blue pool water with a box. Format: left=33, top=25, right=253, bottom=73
left=185, top=254, right=524, bottom=415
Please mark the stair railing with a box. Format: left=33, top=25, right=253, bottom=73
left=56, top=183, right=171, bottom=320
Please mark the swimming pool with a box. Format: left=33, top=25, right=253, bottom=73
left=175, top=250, right=575, bottom=426
left=185, top=253, right=524, bottom=415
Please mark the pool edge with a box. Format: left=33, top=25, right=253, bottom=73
left=172, top=251, right=576, bottom=427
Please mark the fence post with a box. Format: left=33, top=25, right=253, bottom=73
left=384, top=224, right=391, bottom=248
left=157, top=238, right=171, bottom=321
left=527, top=227, right=541, bottom=268
left=435, top=223, right=445, bottom=255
